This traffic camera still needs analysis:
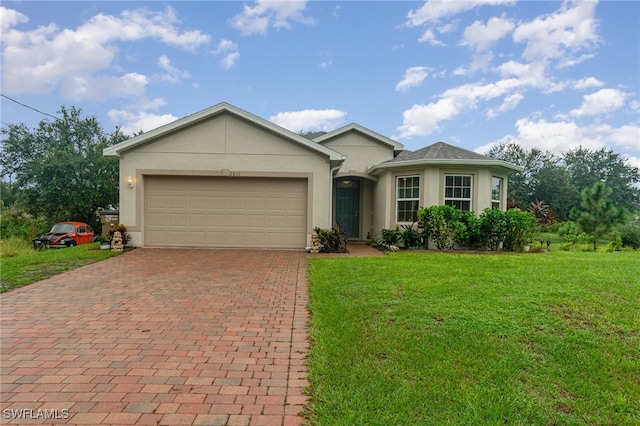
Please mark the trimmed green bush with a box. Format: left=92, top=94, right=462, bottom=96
left=418, top=206, right=537, bottom=251
left=418, top=205, right=463, bottom=250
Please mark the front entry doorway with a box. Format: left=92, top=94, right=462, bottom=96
left=336, top=178, right=360, bottom=239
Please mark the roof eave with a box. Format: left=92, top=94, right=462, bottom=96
left=367, top=158, right=524, bottom=175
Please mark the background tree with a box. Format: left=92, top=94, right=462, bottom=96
left=570, top=182, right=626, bottom=250
left=486, top=142, right=557, bottom=208
left=563, top=147, right=640, bottom=213
left=487, top=142, right=640, bottom=221
left=0, top=106, right=128, bottom=230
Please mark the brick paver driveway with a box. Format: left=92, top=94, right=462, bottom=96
left=1, top=249, right=309, bottom=426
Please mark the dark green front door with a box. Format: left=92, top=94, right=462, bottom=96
left=336, top=182, right=360, bottom=239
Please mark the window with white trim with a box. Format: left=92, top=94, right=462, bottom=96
left=397, top=176, right=420, bottom=222
left=491, top=177, right=502, bottom=209
left=444, top=175, right=472, bottom=212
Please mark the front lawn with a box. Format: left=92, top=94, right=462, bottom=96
left=307, top=251, right=640, bottom=425
left=0, top=242, right=121, bottom=292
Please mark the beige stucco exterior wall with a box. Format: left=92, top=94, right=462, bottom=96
left=371, top=165, right=512, bottom=237
left=321, top=132, right=395, bottom=176
left=117, top=113, right=332, bottom=246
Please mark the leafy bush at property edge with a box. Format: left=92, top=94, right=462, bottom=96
left=313, top=225, right=348, bottom=253
left=616, top=214, right=640, bottom=249
left=0, top=204, right=48, bottom=240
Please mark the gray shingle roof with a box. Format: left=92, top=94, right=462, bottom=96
left=390, top=141, right=491, bottom=163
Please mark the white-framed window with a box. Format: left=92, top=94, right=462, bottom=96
left=397, top=176, right=420, bottom=222
left=444, top=175, right=472, bottom=212
left=491, top=177, right=502, bottom=209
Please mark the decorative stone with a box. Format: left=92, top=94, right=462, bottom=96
left=310, top=232, right=321, bottom=254
left=111, top=231, right=124, bottom=252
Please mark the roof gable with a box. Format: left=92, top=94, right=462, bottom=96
left=313, top=123, right=404, bottom=150
left=103, top=102, right=345, bottom=162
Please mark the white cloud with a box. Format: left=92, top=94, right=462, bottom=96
left=0, top=6, right=28, bottom=33
left=570, top=88, right=627, bottom=117
left=61, top=73, right=148, bottom=101
left=395, top=66, right=429, bottom=92
left=479, top=118, right=640, bottom=155
left=487, top=92, right=524, bottom=119
left=417, top=28, right=445, bottom=46
left=269, top=109, right=347, bottom=133
left=626, top=156, right=640, bottom=170
left=231, top=0, right=314, bottom=36
left=512, top=1, right=600, bottom=63
left=462, top=15, right=514, bottom=52
left=1, top=7, right=209, bottom=99
left=396, top=77, right=524, bottom=138
left=213, top=39, right=240, bottom=69
left=405, top=0, right=515, bottom=27
left=108, top=109, right=178, bottom=135
left=158, top=55, right=191, bottom=83
left=573, top=77, right=604, bottom=90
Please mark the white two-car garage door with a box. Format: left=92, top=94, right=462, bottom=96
left=145, top=176, right=307, bottom=248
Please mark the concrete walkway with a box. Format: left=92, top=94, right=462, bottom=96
left=1, top=249, right=309, bottom=426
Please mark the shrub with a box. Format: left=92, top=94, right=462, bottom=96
left=313, top=225, right=347, bottom=253
left=455, top=212, right=483, bottom=250
left=562, top=232, right=595, bottom=251
left=419, top=205, right=463, bottom=250
left=502, top=209, right=537, bottom=251
left=477, top=208, right=508, bottom=251
left=399, top=224, right=421, bottom=248
left=0, top=204, right=47, bottom=240
left=0, top=237, right=32, bottom=257
left=558, top=221, right=580, bottom=238
left=379, top=227, right=400, bottom=247
left=603, top=235, right=623, bottom=252
left=616, top=215, right=640, bottom=249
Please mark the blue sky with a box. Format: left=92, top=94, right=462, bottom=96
left=1, top=1, right=638, bottom=166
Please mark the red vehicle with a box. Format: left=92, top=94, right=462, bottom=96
left=33, top=222, right=95, bottom=249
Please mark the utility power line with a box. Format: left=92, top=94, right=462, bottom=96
left=1, top=94, right=61, bottom=121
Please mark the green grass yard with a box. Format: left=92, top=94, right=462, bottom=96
left=0, top=242, right=121, bottom=292
left=307, top=251, right=640, bottom=425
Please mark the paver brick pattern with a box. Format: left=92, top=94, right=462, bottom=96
left=1, top=249, right=309, bottom=425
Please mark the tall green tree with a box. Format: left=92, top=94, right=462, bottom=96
left=486, top=142, right=558, bottom=208
left=0, top=106, right=129, bottom=230
left=563, top=147, right=640, bottom=213
left=570, top=181, right=626, bottom=250
left=487, top=143, right=640, bottom=220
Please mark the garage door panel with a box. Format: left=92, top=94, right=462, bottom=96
left=168, top=213, right=186, bottom=226
left=166, top=231, right=186, bottom=244
left=188, top=213, right=206, bottom=227
left=145, top=176, right=307, bottom=248
left=228, top=215, right=246, bottom=227
left=168, top=195, right=186, bottom=209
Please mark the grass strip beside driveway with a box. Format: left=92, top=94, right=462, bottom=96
left=1, top=243, right=121, bottom=292
left=307, top=251, right=640, bottom=425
